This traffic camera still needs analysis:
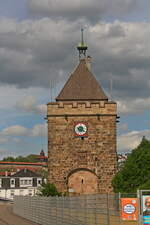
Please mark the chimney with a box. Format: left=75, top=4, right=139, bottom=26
left=86, top=56, right=92, bottom=71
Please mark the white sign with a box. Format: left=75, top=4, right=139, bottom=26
left=123, top=204, right=135, bottom=214
left=68, top=188, right=75, bottom=193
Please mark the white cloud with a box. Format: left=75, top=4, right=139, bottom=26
left=28, top=0, right=138, bottom=19
left=30, top=124, right=47, bottom=137
left=117, top=97, right=150, bottom=115
left=16, top=96, right=47, bottom=115
left=0, top=18, right=150, bottom=100
left=117, top=130, right=150, bottom=153
left=1, top=123, right=47, bottom=137
left=0, top=85, right=48, bottom=110
left=2, top=125, right=28, bottom=136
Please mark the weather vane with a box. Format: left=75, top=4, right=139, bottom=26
left=77, top=28, right=88, bottom=59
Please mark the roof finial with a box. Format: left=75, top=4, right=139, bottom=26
left=77, top=28, right=88, bottom=59
left=81, top=28, right=84, bottom=46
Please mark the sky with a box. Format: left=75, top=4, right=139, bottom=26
left=0, top=0, right=150, bottom=158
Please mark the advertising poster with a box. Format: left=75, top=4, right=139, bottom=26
left=121, top=198, right=138, bottom=221
left=143, top=196, right=150, bottom=225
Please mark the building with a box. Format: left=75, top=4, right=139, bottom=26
left=38, top=149, right=48, bottom=162
left=0, top=168, right=44, bottom=200
left=47, top=33, right=118, bottom=194
left=117, top=154, right=128, bottom=170
left=0, top=150, right=48, bottom=173
left=29, top=150, right=48, bottom=162
left=0, top=161, right=47, bottom=174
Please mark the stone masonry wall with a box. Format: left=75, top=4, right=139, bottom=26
left=47, top=101, right=117, bottom=194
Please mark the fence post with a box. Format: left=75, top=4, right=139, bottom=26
left=61, top=196, right=64, bottom=225
left=119, top=193, right=122, bottom=225
left=94, top=195, right=97, bottom=225
left=56, top=196, right=58, bottom=225
left=83, top=194, right=87, bottom=225
left=137, top=190, right=142, bottom=225
left=107, top=193, right=110, bottom=225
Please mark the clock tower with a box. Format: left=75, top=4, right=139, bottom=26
left=47, top=32, right=118, bottom=194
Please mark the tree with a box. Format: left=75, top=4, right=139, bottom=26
left=38, top=183, right=61, bottom=197
left=26, top=154, right=38, bottom=162
left=1, top=154, right=39, bottom=163
left=112, top=137, right=150, bottom=193
left=15, top=156, right=27, bottom=162
left=2, top=157, right=15, bottom=162
left=139, top=180, right=150, bottom=190
left=37, top=169, right=48, bottom=179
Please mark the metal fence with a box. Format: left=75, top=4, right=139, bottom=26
left=13, top=194, right=138, bottom=225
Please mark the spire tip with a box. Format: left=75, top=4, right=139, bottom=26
left=77, top=28, right=88, bottom=59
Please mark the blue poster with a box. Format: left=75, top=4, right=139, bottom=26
left=143, top=216, right=150, bottom=225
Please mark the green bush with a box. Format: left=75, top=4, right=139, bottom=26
left=112, top=137, right=150, bottom=193
left=38, top=183, right=62, bottom=197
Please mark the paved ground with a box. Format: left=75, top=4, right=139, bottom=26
left=0, top=201, right=39, bottom=225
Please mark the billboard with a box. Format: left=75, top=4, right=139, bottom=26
left=121, top=198, right=138, bottom=221
left=143, top=196, right=150, bottom=225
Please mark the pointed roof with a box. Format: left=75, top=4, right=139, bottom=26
left=11, top=168, right=41, bottom=177
left=56, top=59, right=108, bottom=101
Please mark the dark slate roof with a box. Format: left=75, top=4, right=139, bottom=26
left=56, top=59, right=108, bottom=101
left=11, top=168, right=41, bottom=178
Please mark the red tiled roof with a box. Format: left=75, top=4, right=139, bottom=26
left=0, top=172, right=11, bottom=176
left=38, top=156, right=48, bottom=159
left=0, top=161, right=46, bottom=166
left=16, top=167, right=36, bottom=171
left=0, top=167, right=39, bottom=176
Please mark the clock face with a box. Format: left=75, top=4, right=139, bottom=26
left=74, top=123, right=88, bottom=137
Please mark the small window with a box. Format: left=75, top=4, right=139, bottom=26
left=10, top=190, right=15, bottom=197
left=28, top=180, right=32, bottom=185
left=11, top=179, right=15, bottom=185
left=10, top=179, right=15, bottom=187
left=20, top=178, right=32, bottom=187
left=20, top=180, right=22, bottom=185
left=24, top=180, right=28, bottom=185
left=37, top=178, right=42, bottom=186
left=38, top=180, right=42, bottom=184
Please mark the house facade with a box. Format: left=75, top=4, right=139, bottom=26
left=0, top=168, right=44, bottom=200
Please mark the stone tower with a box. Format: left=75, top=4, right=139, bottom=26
left=47, top=36, right=118, bottom=194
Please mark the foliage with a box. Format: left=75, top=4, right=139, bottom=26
left=112, top=137, right=150, bottom=193
left=139, top=180, right=150, bottom=190
left=2, top=154, right=39, bottom=163
left=38, top=183, right=61, bottom=197
left=37, top=169, right=48, bottom=179
left=0, top=167, right=15, bottom=172
left=24, top=154, right=38, bottom=163
left=2, top=157, right=15, bottom=162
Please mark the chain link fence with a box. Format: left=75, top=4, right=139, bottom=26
left=13, top=194, right=138, bottom=225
